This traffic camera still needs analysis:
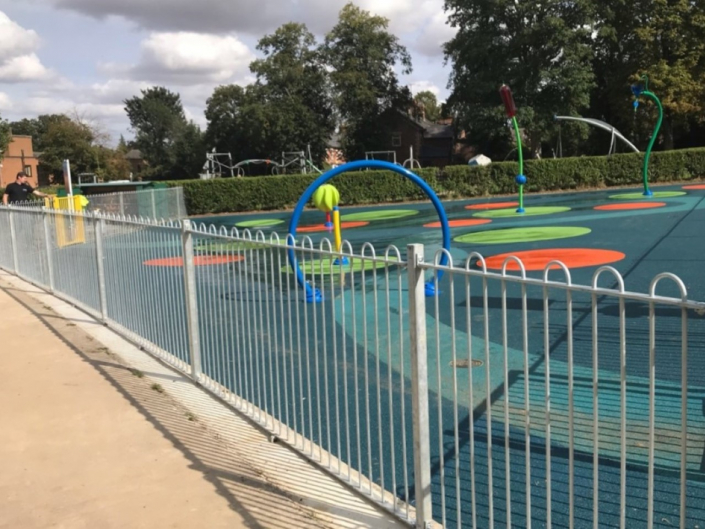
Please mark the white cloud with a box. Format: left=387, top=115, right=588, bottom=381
left=414, top=11, right=457, bottom=57
left=102, top=31, right=255, bottom=85
left=0, top=11, right=41, bottom=60
left=0, top=91, right=11, bottom=110
left=0, top=53, right=52, bottom=82
left=48, top=0, right=453, bottom=59
left=410, top=80, right=442, bottom=97
left=0, top=11, right=54, bottom=83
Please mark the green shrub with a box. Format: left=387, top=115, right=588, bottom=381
left=168, top=168, right=439, bottom=215
left=163, top=148, right=705, bottom=215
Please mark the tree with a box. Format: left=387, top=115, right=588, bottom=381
left=413, top=91, right=442, bottom=122
left=0, top=115, right=10, bottom=159
left=205, top=84, right=268, bottom=163
left=9, top=115, right=73, bottom=152
left=250, top=22, right=335, bottom=164
left=592, top=0, right=705, bottom=150
left=39, top=117, right=97, bottom=180
left=172, top=121, right=206, bottom=179
left=94, top=145, right=132, bottom=182
left=444, top=0, right=595, bottom=158
left=324, top=3, right=413, bottom=160
left=125, top=87, right=204, bottom=179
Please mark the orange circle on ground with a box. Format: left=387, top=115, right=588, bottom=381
left=483, top=248, right=625, bottom=271
left=423, top=218, right=492, bottom=228
left=144, top=255, right=245, bottom=267
left=594, top=202, right=666, bottom=211
left=466, top=201, right=519, bottom=210
left=297, top=221, right=369, bottom=233
left=683, top=184, right=705, bottom=190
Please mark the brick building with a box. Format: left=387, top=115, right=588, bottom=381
left=1, top=136, right=40, bottom=188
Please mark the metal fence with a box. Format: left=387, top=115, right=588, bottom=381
left=0, top=205, right=702, bottom=529
left=45, top=187, right=187, bottom=220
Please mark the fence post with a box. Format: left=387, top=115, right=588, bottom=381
left=42, top=208, right=55, bottom=292
left=181, top=219, right=202, bottom=381
left=118, top=193, right=125, bottom=216
left=8, top=208, right=19, bottom=275
left=93, top=214, right=108, bottom=322
left=150, top=189, right=157, bottom=219
left=407, top=244, right=433, bottom=528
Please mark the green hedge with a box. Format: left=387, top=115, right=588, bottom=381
left=164, top=147, right=705, bottom=215
left=168, top=168, right=439, bottom=215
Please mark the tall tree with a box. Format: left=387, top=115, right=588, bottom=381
left=592, top=0, right=705, bottom=150
left=124, top=87, right=199, bottom=178
left=125, top=86, right=205, bottom=179
left=172, top=121, right=206, bottom=179
left=324, top=3, right=413, bottom=160
left=204, top=84, right=269, bottom=163
left=9, top=115, right=73, bottom=152
left=0, top=115, right=10, bottom=159
left=250, top=22, right=335, bottom=164
left=444, top=0, right=595, bottom=157
left=413, top=91, right=442, bottom=122
left=39, top=117, right=97, bottom=179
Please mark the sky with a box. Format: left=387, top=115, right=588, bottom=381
left=0, top=0, right=456, bottom=146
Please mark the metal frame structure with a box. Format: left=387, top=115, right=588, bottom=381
left=0, top=203, right=701, bottom=529
left=365, top=151, right=399, bottom=165
left=202, top=146, right=322, bottom=178
left=555, top=115, right=640, bottom=156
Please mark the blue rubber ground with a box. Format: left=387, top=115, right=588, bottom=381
left=109, top=183, right=705, bottom=527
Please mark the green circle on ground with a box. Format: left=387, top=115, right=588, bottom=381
left=455, top=226, right=591, bottom=245
left=609, top=191, right=686, bottom=200
left=342, top=209, right=419, bottom=221
left=473, top=206, right=571, bottom=218
left=235, top=218, right=284, bottom=228
left=281, top=257, right=399, bottom=275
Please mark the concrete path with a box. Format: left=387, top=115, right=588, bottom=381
left=0, top=271, right=408, bottom=529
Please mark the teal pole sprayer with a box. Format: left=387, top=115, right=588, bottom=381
left=500, top=84, right=526, bottom=212
left=631, top=75, right=662, bottom=197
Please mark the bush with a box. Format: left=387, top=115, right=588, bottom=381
left=163, top=148, right=705, bottom=215
left=168, top=167, right=439, bottom=215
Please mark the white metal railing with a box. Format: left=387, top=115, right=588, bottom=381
left=43, top=187, right=187, bottom=220
left=0, top=205, right=702, bottom=529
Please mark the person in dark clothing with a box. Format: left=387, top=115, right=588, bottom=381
left=2, top=171, right=48, bottom=205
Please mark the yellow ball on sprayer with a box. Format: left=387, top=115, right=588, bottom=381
left=312, top=184, right=340, bottom=213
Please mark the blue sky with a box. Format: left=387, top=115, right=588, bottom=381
left=0, top=0, right=454, bottom=145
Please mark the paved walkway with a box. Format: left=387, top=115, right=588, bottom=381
left=0, top=272, right=406, bottom=529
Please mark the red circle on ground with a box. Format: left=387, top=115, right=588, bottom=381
left=466, top=201, right=520, bottom=210
left=594, top=202, right=666, bottom=211
left=297, top=221, right=370, bottom=233
left=423, top=219, right=492, bottom=228
left=144, top=255, right=245, bottom=267
left=482, top=248, right=625, bottom=271
left=683, top=184, right=705, bottom=190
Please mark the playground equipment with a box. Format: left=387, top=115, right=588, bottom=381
left=499, top=84, right=526, bottom=213
left=201, top=146, right=322, bottom=178
left=365, top=151, right=400, bottom=165
left=287, top=160, right=451, bottom=302
left=554, top=116, right=639, bottom=156
left=631, top=75, right=662, bottom=196
left=312, top=184, right=347, bottom=265
left=403, top=146, right=421, bottom=170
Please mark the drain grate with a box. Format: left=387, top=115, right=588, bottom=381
left=450, top=359, right=484, bottom=368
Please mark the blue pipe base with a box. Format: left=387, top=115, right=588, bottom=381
left=424, top=282, right=441, bottom=297
left=306, top=287, right=323, bottom=303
